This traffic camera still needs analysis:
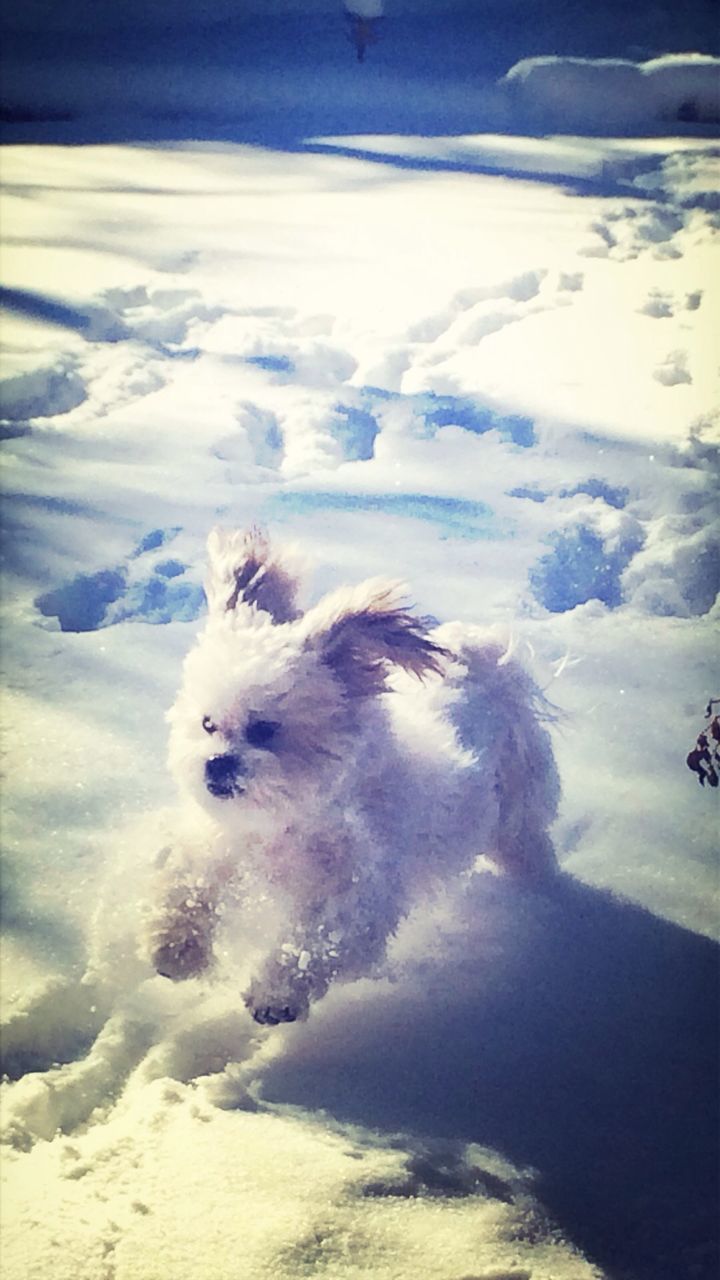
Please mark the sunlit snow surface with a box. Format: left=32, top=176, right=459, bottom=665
left=1, top=59, right=719, bottom=1280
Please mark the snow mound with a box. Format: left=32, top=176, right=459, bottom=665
left=503, top=54, right=720, bottom=129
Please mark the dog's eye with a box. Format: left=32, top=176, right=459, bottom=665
left=202, top=716, right=218, bottom=735
left=246, top=719, right=280, bottom=749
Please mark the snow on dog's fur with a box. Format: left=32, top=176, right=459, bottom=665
left=147, top=528, right=560, bottom=1025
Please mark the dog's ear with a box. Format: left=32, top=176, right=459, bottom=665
left=205, top=527, right=301, bottom=623
left=303, top=580, right=449, bottom=697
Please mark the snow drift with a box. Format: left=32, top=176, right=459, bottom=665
left=503, top=53, right=720, bottom=129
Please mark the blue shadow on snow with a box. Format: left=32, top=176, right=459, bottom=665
left=268, top=490, right=504, bottom=542
left=258, top=873, right=720, bottom=1280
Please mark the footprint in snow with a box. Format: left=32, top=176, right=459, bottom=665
left=653, top=350, right=692, bottom=386
left=406, top=269, right=548, bottom=345
left=581, top=203, right=686, bottom=262
left=638, top=289, right=675, bottom=319
left=100, top=284, right=219, bottom=349
left=0, top=361, right=88, bottom=429
left=35, top=527, right=205, bottom=633
left=638, top=289, right=703, bottom=319
left=557, top=271, right=584, bottom=293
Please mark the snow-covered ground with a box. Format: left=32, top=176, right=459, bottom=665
left=1, top=8, right=719, bottom=1279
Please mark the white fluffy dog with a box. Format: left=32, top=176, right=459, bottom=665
left=147, top=528, right=560, bottom=1025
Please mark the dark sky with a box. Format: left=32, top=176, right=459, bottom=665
left=3, top=0, right=718, bottom=39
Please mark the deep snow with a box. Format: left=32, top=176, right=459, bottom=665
left=1, top=6, right=719, bottom=1279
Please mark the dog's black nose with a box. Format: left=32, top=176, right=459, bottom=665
left=205, top=752, right=244, bottom=798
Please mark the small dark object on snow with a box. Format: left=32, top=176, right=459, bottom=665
left=686, top=699, right=720, bottom=787
left=344, top=10, right=382, bottom=62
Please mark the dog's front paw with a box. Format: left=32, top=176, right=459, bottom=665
left=248, top=1001, right=302, bottom=1027
left=243, top=972, right=313, bottom=1027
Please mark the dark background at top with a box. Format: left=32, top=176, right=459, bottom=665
left=1, top=0, right=718, bottom=142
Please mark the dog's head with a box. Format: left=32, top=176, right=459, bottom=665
left=167, top=528, right=449, bottom=819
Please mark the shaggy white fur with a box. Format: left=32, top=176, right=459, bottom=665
left=147, top=528, right=560, bottom=1025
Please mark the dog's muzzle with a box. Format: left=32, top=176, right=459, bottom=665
left=205, top=752, right=245, bottom=799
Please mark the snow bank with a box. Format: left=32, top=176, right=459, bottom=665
left=503, top=54, right=720, bottom=130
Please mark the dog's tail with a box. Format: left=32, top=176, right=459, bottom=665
left=441, top=628, right=561, bottom=879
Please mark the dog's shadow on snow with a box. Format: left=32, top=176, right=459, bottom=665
left=255, top=872, right=719, bottom=1280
